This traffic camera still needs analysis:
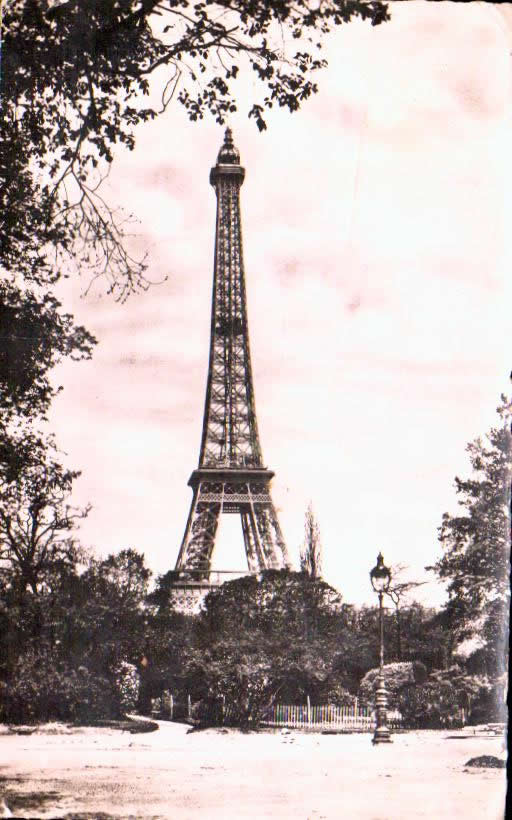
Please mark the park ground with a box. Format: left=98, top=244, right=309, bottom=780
left=0, top=720, right=507, bottom=819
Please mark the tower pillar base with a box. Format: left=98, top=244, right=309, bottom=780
left=169, top=582, right=215, bottom=614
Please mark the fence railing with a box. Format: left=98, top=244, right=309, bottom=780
left=263, top=703, right=403, bottom=732
left=152, top=694, right=403, bottom=732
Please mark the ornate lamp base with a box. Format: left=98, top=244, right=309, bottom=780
left=372, top=674, right=393, bottom=745
left=372, top=726, right=392, bottom=744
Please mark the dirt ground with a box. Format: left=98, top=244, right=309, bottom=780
left=0, top=721, right=507, bottom=819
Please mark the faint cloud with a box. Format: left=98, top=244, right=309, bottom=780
left=346, top=295, right=361, bottom=313
left=337, top=102, right=366, bottom=131
left=277, top=258, right=300, bottom=282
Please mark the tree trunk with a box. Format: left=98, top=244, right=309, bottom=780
left=396, top=605, right=402, bottom=661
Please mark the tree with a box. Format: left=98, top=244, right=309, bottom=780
left=0, top=649, right=115, bottom=724
left=0, top=427, right=89, bottom=599
left=385, top=564, right=427, bottom=661
left=0, top=427, right=89, bottom=688
left=139, top=570, right=200, bottom=713
left=0, top=546, right=155, bottom=722
left=2, top=0, right=389, bottom=303
left=0, top=282, right=96, bottom=423
left=332, top=601, right=454, bottom=697
left=90, top=548, right=152, bottom=605
left=391, top=604, right=455, bottom=671
left=187, top=569, right=344, bottom=725
left=300, top=502, right=323, bottom=579
left=62, top=549, right=152, bottom=677
left=329, top=604, right=380, bottom=692
left=430, top=396, right=511, bottom=680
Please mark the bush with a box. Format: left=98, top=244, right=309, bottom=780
left=397, top=666, right=494, bottom=728
left=185, top=570, right=347, bottom=728
left=0, top=650, right=117, bottom=724
left=358, top=662, right=426, bottom=708
left=465, top=677, right=506, bottom=724
left=115, top=661, right=140, bottom=714
left=322, top=683, right=356, bottom=707
left=398, top=679, right=460, bottom=729
left=186, top=649, right=277, bottom=729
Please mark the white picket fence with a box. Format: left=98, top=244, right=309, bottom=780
left=263, top=703, right=403, bottom=732
left=154, top=693, right=404, bottom=732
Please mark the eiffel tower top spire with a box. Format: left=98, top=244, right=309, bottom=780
left=216, top=127, right=240, bottom=165
left=210, top=127, right=245, bottom=185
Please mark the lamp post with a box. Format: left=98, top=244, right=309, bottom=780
left=370, top=552, right=392, bottom=744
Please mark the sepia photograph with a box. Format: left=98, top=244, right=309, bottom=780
left=0, top=1, right=509, bottom=817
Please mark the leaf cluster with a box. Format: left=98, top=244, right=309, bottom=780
left=0, top=545, right=154, bottom=722
left=2, top=0, right=389, bottom=301
left=0, top=282, right=95, bottom=422
left=0, top=428, right=90, bottom=597
left=431, top=396, right=511, bottom=641
left=300, top=502, right=322, bottom=578
left=185, top=570, right=345, bottom=722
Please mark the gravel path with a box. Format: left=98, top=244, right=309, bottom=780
left=0, top=722, right=506, bottom=819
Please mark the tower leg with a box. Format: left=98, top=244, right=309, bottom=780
left=172, top=473, right=289, bottom=610
left=254, top=503, right=290, bottom=569
left=175, top=485, right=221, bottom=581
left=241, top=508, right=266, bottom=572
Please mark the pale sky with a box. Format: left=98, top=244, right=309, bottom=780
left=50, top=2, right=512, bottom=606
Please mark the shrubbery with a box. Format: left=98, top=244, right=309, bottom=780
left=358, top=661, right=427, bottom=709
left=0, top=651, right=116, bottom=724
left=0, top=549, right=151, bottom=725
left=0, top=656, right=145, bottom=726
left=363, top=664, right=497, bottom=729
left=185, top=571, right=348, bottom=728
left=115, top=662, right=141, bottom=714
left=322, top=684, right=356, bottom=707
left=398, top=677, right=460, bottom=729
left=0, top=551, right=505, bottom=729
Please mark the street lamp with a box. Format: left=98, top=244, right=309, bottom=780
left=370, top=552, right=392, bottom=744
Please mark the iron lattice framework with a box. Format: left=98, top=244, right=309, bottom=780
left=173, top=130, right=290, bottom=604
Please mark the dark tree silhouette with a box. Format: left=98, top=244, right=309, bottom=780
left=300, top=502, right=323, bottom=579
left=430, top=396, right=511, bottom=680
left=0, top=282, right=95, bottom=422
left=2, top=0, right=389, bottom=301
left=385, top=564, right=427, bottom=661
left=0, top=428, right=89, bottom=599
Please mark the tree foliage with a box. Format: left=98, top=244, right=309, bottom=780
left=358, top=660, right=427, bottom=708
left=384, top=564, right=427, bottom=661
left=61, top=549, right=151, bottom=679
left=0, top=282, right=95, bottom=422
left=431, top=396, right=511, bottom=677
left=0, top=428, right=89, bottom=598
left=0, top=651, right=115, bottom=724
left=0, top=545, right=154, bottom=722
left=187, top=570, right=345, bottom=725
left=397, top=666, right=497, bottom=729
left=300, top=502, right=322, bottom=578
left=2, top=0, right=389, bottom=302
left=335, top=602, right=451, bottom=695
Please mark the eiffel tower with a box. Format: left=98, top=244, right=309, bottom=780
left=171, top=129, right=290, bottom=610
